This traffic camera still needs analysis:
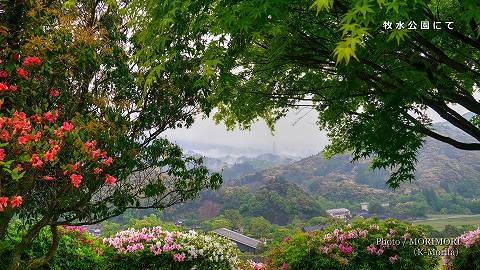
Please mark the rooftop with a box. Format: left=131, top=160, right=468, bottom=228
left=213, top=228, right=261, bottom=249
left=326, top=208, right=350, bottom=214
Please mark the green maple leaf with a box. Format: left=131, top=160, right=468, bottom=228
left=334, top=45, right=358, bottom=64
left=310, top=0, right=335, bottom=14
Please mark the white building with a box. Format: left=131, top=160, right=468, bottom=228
left=326, top=208, right=351, bottom=219
left=360, top=202, right=369, bottom=211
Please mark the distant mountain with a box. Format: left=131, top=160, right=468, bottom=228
left=230, top=117, right=480, bottom=200
left=190, top=151, right=298, bottom=181
left=165, top=116, right=480, bottom=224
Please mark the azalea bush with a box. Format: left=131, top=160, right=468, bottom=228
left=443, top=228, right=480, bottom=270
left=264, top=218, right=437, bottom=270
left=103, top=227, right=242, bottom=270
left=0, top=222, right=110, bottom=270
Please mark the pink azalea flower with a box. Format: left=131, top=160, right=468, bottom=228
left=173, top=253, right=185, bottom=262
left=367, top=244, right=377, bottom=254
left=339, top=242, right=353, bottom=254
left=389, top=255, right=398, bottom=263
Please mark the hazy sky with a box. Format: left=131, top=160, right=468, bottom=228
left=163, top=108, right=329, bottom=157
left=163, top=104, right=472, bottom=157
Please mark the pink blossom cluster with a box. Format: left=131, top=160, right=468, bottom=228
left=443, top=227, right=480, bottom=269
left=458, top=227, right=480, bottom=248
left=367, top=244, right=384, bottom=256
left=62, top=225, right=85, bottom=234
left=104, top=227, right=187, bottom=264
left=248, top=261, right=265, bottom=270
left=322, top=226, right=369, bottom=255
left=320, top=223, right=406, bottom=265
left=149, top=241, right=182, bottom=255
left=103, top=227, right=164, bottom=253
left=103, top=227, right=240, bottom=268
left=173, top=253, right=185, bottom=262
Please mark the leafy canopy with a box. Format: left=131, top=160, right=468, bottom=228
left=133, top=0, right=480, bottom=188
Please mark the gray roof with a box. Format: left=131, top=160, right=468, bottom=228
left=326, top=208, right=350, bottom=214
left=213, top=228, right=261, bottom=249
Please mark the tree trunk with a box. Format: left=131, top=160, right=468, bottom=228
left=28, top=225, right=60, bottom=269
left=7, top=218, right=49, bottom=270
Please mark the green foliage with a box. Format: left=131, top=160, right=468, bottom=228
left=0, top=222, right=109, bottom=270
left=125, top=214, right=179, bottom=231
left=245, top=216, right=272, bottom=239
left=266, top=218, right=438, bottom=270
left=132, top=0, right=480, bottom=190
left=100, top=221, right=121, bottom=238
left=311, top=0, right=334, bottom=13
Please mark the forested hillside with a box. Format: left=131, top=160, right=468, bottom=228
left=166, top=120, right=480, bottom=224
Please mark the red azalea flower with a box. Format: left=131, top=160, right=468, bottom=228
left=9, top=85, right=17, bottom=91
left=11, top=196, right=23, bottom=208
left=90, top=149, right=101, bottom=159
left=0, top=70, right=9, bottom=78
left=93, top=167, right=102, bottom=174
left=0, top=148, right=4, bottom=161
left=70, top=161, right=80, bottom=171
left=18, top=136, right=28, bottom=144
left=30, top=154, right=43, bottom=168
left=62, top=121, right=74, bottom=131
left=0, top=82, right=8, bottom=90
left=101, top=157, right=113, bottom=166
left=84, top=140, right=96, bottom=149
left=44, top=150, right=55, bottom=161
left=70, top=174, right=83, bottom=188
left=22, top=56, right=42, bottom=66
left=0, top=196, right=8, bottom=211
left=0, top=196, right=8, bottom=207
left=43, top=111, right=57, bottom=122
left=13, top=111, right=27, bottom=119
left=16, top=164, right=23, bottom=171
left=34, top=131, right=42, bottom=142
left=50, top=88, right=60, bottom=97
left=16, top=67, right=28, bottom=79
left=104, top=174, right=116, bottom=185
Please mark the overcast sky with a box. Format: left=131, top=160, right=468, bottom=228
left=163, top=104, right=472, bottom=157
left=163, top=108, right=328, bottom=157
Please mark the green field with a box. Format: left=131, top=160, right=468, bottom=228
left=412, top=214, right=480, bottom=230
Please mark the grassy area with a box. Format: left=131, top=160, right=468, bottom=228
left=412, top=214, right=480, bottom=230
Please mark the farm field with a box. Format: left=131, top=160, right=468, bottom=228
left=412, top=214, right=480, bottom=230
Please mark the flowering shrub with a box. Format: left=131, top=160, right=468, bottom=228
left=0, top=52, right=116, bottom=214
left=239, top=260, right=267, bottom=270
left=443, top=228, right=480, bottom=270
left=103, top=227, right=242, bottom=270
left=0, top=222, right=109, bottom=270
left=264, top=218, right=437, bottom=270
